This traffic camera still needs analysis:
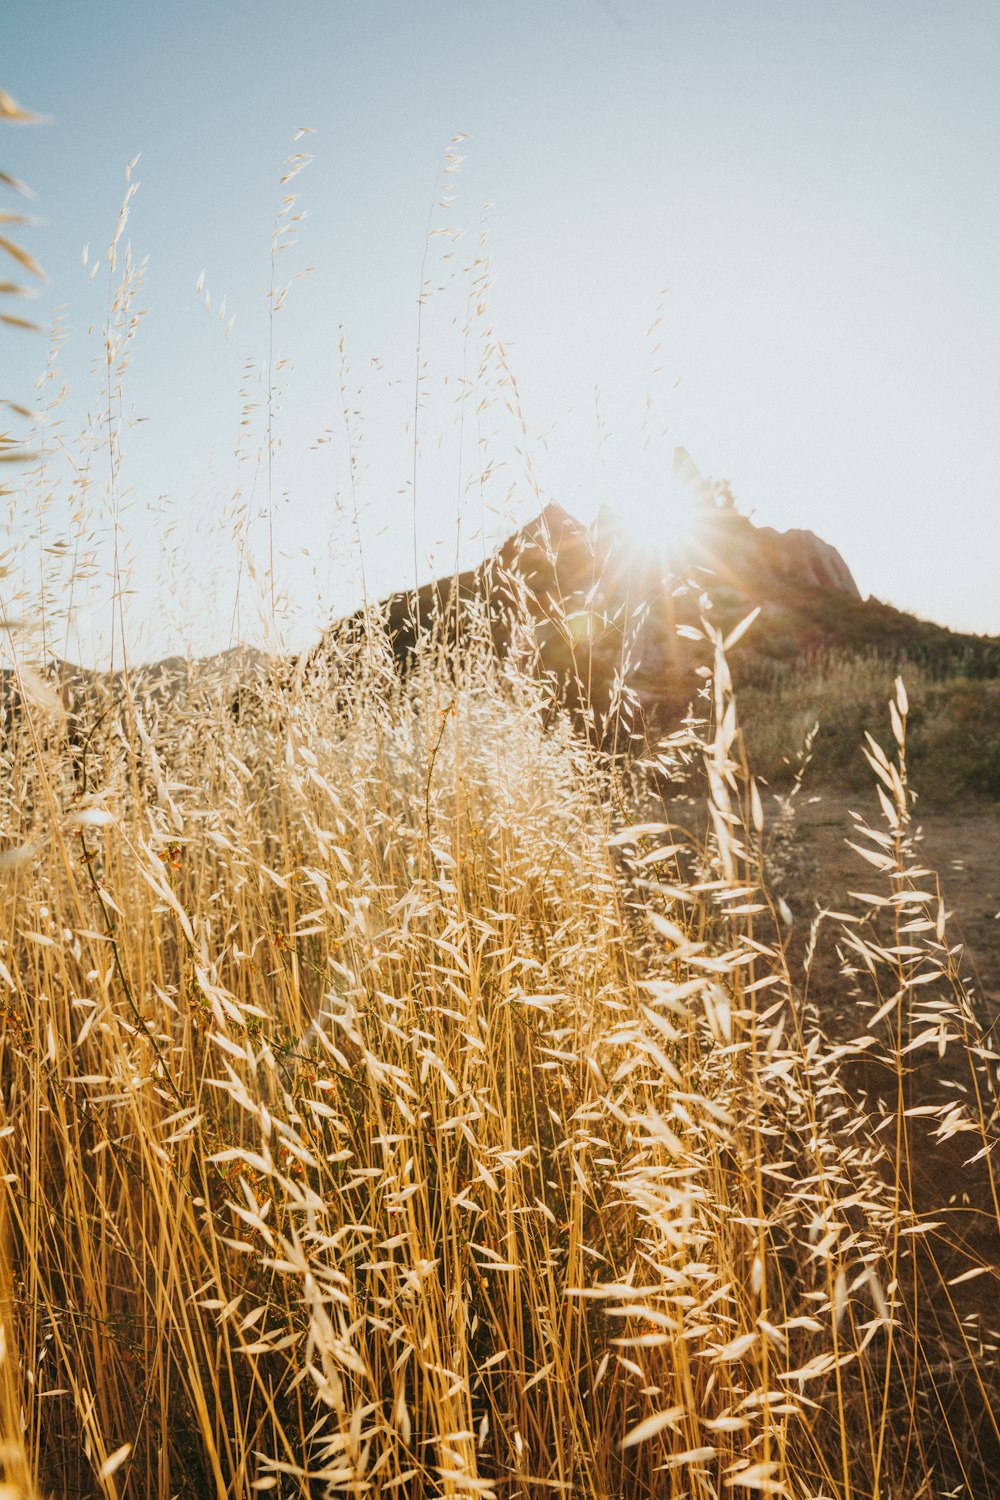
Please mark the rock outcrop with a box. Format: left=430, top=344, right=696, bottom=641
left=673, top=505, right=860, bottom=600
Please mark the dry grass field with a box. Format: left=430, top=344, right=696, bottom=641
left=1, top=611, right=998, bottom=1499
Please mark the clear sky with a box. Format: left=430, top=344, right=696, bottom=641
left=4, top=0, right=1000, bottom=663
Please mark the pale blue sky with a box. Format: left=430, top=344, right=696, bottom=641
left=4, top=0, right=1000, bottom=661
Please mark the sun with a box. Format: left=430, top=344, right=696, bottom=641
left=597, top=447, right=718, bottom=582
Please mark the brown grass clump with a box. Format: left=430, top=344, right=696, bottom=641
left=0, top=604, right=997, bottom=1498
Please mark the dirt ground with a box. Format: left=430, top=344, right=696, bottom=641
left=790, top=789, right=1000, bottom=1013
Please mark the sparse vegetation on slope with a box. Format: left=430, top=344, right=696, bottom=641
left=740, top=650, right=1000, bottom=799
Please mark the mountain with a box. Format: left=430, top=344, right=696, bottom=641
left=314, top=500, right=1000, bottom=742
left=8, top=506, right=998, bottom=769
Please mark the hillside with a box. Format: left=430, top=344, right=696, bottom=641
left=314, top=500, right=1000, bottom=761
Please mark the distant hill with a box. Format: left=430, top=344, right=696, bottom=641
left=1, top=645, right=263, bottom=746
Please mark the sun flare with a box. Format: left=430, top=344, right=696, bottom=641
left=598, top=447, right=728, bottom=583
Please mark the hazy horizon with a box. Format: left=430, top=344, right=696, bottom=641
left=5, top=0, right=1000, bottom=665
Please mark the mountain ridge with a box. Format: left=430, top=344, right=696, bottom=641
left=310, top=501, right=1000, bottom=741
